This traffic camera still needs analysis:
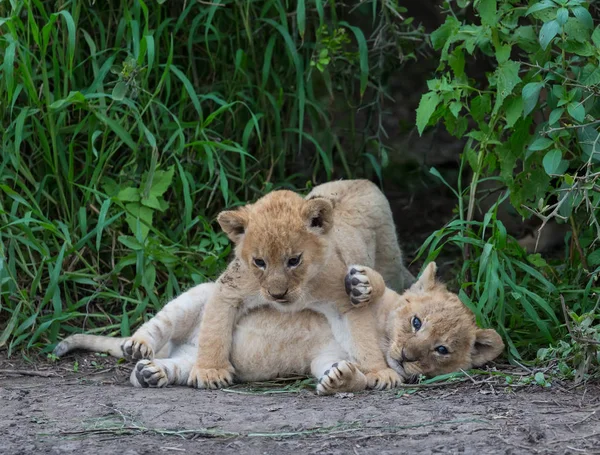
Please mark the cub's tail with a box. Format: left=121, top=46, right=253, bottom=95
left=53, top=334, right=128, bottom=358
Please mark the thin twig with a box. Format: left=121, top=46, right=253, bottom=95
left=0, top=369, right=58, bottom=378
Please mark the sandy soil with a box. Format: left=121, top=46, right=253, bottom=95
left=1, top=353, right=599, bottom=455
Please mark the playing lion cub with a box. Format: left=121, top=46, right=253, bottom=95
left=54, top=262, right=504, bottom=394
left=186, top=180, right=415, bottom=390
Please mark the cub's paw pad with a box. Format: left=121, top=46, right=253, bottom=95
left=344, top=266, right=372, bottom=305
left=121, top=338, right=154, bottom=361
left=317, top=361, right=365, bottom=395
left=187, top=366, right=234, bottom=389
left=134, top=360, right=168, bottom=388
left=366, top=368, right=403, bottom=391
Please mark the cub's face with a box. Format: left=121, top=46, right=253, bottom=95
left=217, top=191, right=333, bottom=310
left=385, top=263, right=504, bottom=380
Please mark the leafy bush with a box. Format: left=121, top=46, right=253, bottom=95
left=0, top=0, right=419, bottom=353
left=416, top=0, right=599, bottom=372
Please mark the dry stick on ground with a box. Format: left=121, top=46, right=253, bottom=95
left=0, top=369, right=58, bottom=378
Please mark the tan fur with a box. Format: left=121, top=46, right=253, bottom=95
left=187, top=180, right=414, bottom=389
left=54, top=262, right=504, bottom=395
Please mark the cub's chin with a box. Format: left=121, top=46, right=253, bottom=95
left=261, top=292, right=306, bottom=312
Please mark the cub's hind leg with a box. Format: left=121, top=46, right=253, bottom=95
left=130, top=344, right=196, bottom=388
left=123, top=282, right=216, bottom=361
left=311, top=342, right=367, bottom=396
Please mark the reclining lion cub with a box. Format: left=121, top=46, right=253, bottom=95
left=186, top=180, right=415, bottom=390
left=54, top=262, right=504, bottom=394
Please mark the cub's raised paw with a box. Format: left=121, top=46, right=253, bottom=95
left=344, top=266, right=372, bottom=306
left=132, top=360, right=168, bottom=388
left=366, top=368, right=403, bottom=391
left=121, top=337, right=154, bottom=361
left=187, top=365, right=234, bottom=389
left=316, top=361, right=368, bottom=396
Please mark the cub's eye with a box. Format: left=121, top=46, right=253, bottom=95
left=287, top=254, right=302, bottom=268
left=411, top=316, right=422, bottom=331
left=435, top=346, right=449, bottom=355
left=253, top=258, right=266, bottom=269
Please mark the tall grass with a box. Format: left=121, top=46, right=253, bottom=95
left=0, top=0, right=420, bottom=354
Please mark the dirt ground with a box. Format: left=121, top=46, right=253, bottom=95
left=1, top=353, right=599, bottom=455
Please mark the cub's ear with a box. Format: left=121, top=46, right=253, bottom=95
left=471, top=328, right=504, bottom=367
left=217, top=208, right=249, bottom=243
left=409, top=262, right=438, bottom=293
left=302, top=197, right=333, bottom=234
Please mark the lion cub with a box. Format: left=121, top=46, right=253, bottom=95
left=53, top=262, right=504, bottom=394
left=187, top=180, right=414, bottom=389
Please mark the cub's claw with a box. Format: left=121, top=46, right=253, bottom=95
left=345, top=266, right=372, bottom=306
left=121, top=338, right=154, bottom=361
left=317, top=360, right=367, bottom=395
left=366, top=368, right=403, bottom=391
left=187, top=365, right=235, bottom=389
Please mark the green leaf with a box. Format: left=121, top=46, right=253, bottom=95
left=118, top=235, right=143, bottom=251
left=567, top=102, right=585, bottom=122
left=125, top=203, right=153, bottom=239
left=150, top=166, right=175, bottom=197
left=141, top=194, right=163, bottom=210
left=522, top=82, right=544, bottom=116
left=477, top=0, right=497, bottom=26
left=583, top=67, right=600, bottom=86
left=526, top=0, right=555, bottom=16
left=571, top=6, right=593, bottom=29
left=219, top=165, right=229, bottom=205
left=505, top=97, right=523, bottom=127
left=587, top=249, right=600, bottom=267
left=430, top=16, right=460, bottom=51
left=0, top=303, right=21, bottom=348
left=539, top=19, right=560, bottom=49
left=117, top=187, right=140, bottom=202
left=112, top=81, right=128, bottom=100
left=564, top=17, right=592, bottom=42
left=527, top=253, right=548, bottom=268
left=556, top=7, right=568, bottom=25
left=448, top=47, right=465, bottom=78
left=542, top=149, right=562, bottom=175
left=549, top=108, right=564, bottom=125
left=470, top=94, right=491, bottom=123
left=3, top=39, right=16, bottom=103
left=493, top=60, right=521, bottom=115
left=143, top=264, right=156, bottom=293
left=296, top=0, right=305, bottom=39
left=577, top=126, right=600, bottom=163
left=449, top=101, right=462, bottom=118
left=495, top=44, right=511, bottom=64
left=49, top=91, right=85, bottom=110
left=592, top=25, right=600, bottom=47
left=341, top=22, right=369, bottom=97
left=529, top=137, right=553, bottom=151
left=534, top=372, right=546, bottom=385
left=416, top=92, right=441, bottom=135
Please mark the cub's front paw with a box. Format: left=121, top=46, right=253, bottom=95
left=121, top=337, right=154, bottom=361
left=132, top=360, right=168, bottom=388
left=187, top=364, right=235, bottom=389
left=317, top=361, right=368, bottom=396
left=366, top=368, right=403, bottom=391
left=344, top=266, right=372, bottom=306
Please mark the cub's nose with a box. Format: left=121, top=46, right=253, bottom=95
left=269, top=289, right=289, bottom=300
